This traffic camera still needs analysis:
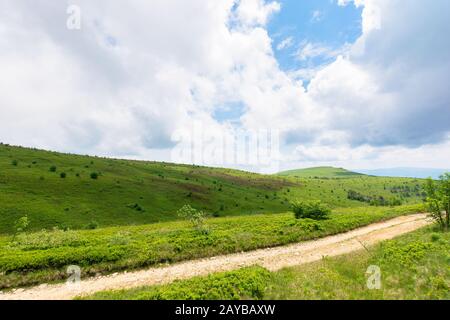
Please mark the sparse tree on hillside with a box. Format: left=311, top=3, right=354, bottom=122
left=425, top=173, right=450, bottom=231
left=14, top=215, right=30, bottom=238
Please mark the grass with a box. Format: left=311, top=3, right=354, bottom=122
left=82, top=226, right=450, bottom=300
left=0, top=144, right=425, bottom=234
left=0, top=204, right=424, bottom=289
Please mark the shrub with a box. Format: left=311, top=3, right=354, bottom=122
left=425, top=173, right=450, bottom=230
left=126, top=203, right=144, bottom=212
left=11, top=229, right=85, bottom=250
left=14, top=215, right=30, bottom=234
left=177, top=205, right=209, bottom=234
left=90, top=172, right=99, bottom=180
left=49, top=165, right=57, bottom=172
left=11, top=160, right=18, bottom=166
left=86, top=220, right=99, bottom=230
left=291, top=200, right=331, bottom=220
left=60, top=172, right=66, bottom=179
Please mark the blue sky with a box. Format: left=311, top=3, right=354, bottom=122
left=268, top=0, right=362, bottom=71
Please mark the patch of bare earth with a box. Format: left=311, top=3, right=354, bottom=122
left=0, top=213, right=430, bottom=300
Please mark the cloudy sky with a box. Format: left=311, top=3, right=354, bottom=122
left=0, top=0, right=449, bottom=173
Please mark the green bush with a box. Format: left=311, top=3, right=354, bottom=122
left=86, top=220, right=99, bottom=230
left=291, top=200, right=331, bottom=220
left=11, top=160, right=18, bottom=166
left=60, top=172, right=66, bottom=179
left=14, top=216, right=30, bottom=234
left=177, top=205, right=209, bottom=234
left=49, top=165, right=57, bottom=172
left=90, top=172, right=99, bottom=180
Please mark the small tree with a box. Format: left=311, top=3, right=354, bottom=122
left=177, top=205, right=209, bottom=234
left=424, top=173, right=450, bottom=231
left=49, top=165, right=57, bottom=172
left=291, top=200, right=330, bottom=220
left=14, top=215, right=30, bottom=235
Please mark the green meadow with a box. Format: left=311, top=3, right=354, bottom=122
left=0, top=144, right=425, bottom=234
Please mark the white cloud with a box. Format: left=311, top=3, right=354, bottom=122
left=233, top=0, right=280, bottom=27
left=308, top=0, right=450, bottom=148
left=276, top=36, right=293, bottom=51
left=0, top=0, right=448, bottom=172
left=310, top=10, right=324, bottom=23
left=295, top=41, right=349, bottom=61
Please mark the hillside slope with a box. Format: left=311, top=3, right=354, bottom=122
left=0, top=144, right=299, bottom=233
left=0, top=144, right=425, bottom=234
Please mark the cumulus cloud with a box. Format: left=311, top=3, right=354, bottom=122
left=233, top=0, right=281, bottom=27
left=0, top=0, right=448, bottom=171
left=0, top=0, right=279, bottom=158
left=308, top=0, right=450, bottom=148
left=276, top=36, right=293, bottom=51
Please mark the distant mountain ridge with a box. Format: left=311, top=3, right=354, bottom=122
left=355, top=168, right=449, bottom=179
left=277, top=166, right=364, bottom=178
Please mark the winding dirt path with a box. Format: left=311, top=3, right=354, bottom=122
left=0, top=213, right=430, bottom=300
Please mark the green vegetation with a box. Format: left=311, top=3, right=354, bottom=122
left=278, top=166, right=363, bottom=178
left=347, top=190, right=403, bottom=206
left=0, top=143, right=295, bottom=234
left=424, top=173, right=450, bottom=230
left=90, top=172, right=99, bottom=180
left=84, top=226, right=449, bottom=300
left=291, top=200, right=330, bottom=220
left=177, top=205, right=209, bottom=234
left=0, top=144, right=425, bottom=234
left=14, top=216, right=30, bottom=235
left=82, top=266, right=271, bottom=300
left=0, top=143, right=433, bottom=295
left=0, top=204, right=423, bottom=289
left=265, top=226, right=450, bottom=300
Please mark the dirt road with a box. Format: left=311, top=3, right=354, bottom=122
left=0, top=213, right=430, bottom=300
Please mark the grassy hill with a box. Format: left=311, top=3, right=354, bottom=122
left=0, top=144, right=425, bottom=234
left=278, top=166, right=364, bottom=178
